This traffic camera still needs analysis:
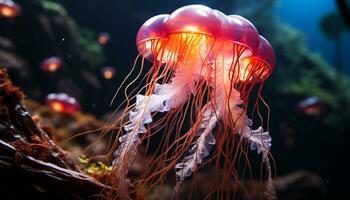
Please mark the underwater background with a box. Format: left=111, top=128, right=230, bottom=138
left=1, top=0, right=350, bottom=199
left=276, top=0, right=350, bottom=73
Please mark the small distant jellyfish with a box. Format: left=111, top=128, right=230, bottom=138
left=0, top=0, right=21, bottom=18
left=40, top=56, right=63, bottom=72
left=110, top=5, right=276, bottom=199
left=98, top=32, right=111, bottom=45
left=297, top=96, right=324, bottom=116
left=101, top=66, right=116, bottom=80
left=46, top=93, right=80, bottom=114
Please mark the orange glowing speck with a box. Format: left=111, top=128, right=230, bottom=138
left=101, top=67, right=116, bottom=80
left=103, top=71, right=113, bottom=79
left=98, top=32, right=111, bottom=45
left=1, top=6, right=13, bottom=17
left=47, top=63, right=59, bottom=72
left=51, top=102, right=64, bottom=112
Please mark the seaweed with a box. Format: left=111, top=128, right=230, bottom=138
left=0, top=69, right=112, bottom=199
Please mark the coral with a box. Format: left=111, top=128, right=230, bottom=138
left=0, top=69, right=112, bottom=199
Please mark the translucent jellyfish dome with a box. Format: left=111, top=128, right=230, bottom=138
left=45, top=93, right=80, bottom=114
left=0, top=0, right=21, bottom=18
left=40, top=56, right=63, bottom=72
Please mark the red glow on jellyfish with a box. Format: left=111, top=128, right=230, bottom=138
left=109, top=5, right=276, bottom=199
left=46, top=93, right=80, bottom=114
left=98, top=32, right=111, bottom=45
left=0, top=0, right=21, bottom=18
left=40, top=56, right=63, bottom=72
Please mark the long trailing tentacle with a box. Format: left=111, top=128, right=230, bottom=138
left=172, top=103, right=219, bottom=200
left=242, top=119, right=275, bottom=200
left=242, top=119, right=271, bottom=154
left=114, top=80, right=197, bottom=163
left=112, top=67, right=199, bottom=189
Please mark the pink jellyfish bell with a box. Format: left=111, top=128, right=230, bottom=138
left=211, top=14, right=260, bottom=79
left=46, top=93, right=80, bottom=114
left=108, top=5, right=276, bottom=200
left=241, top=35, right=276, bottom=82
left=136, top=14, right=169, bottom=63
left=40, top=56, right=63, bottom=72
left=297, top=96, right=324, bottom=116
left=164, top=4, right=221, bottom=36
left=163, top=4, right=221, bottom=67
left=0, top=0, right=21, bottom=18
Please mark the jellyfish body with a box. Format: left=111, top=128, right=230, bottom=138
left=46, top=93, right=80, bottom=114
left=0, top=0, right=21, bottom=18
left=40, top=56, right=63, bottom=72
left=297, top=96, right=324, bottom=116
left=111, top=5, right=276, bottom=199
left=98, top=32, right=111, bottom=45
left=101, top=66, right=116, bottom=80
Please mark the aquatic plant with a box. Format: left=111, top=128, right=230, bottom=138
left=0, top=69, right=112, bottom=199
left=40, top=0, right=67, bottom=16
left=319, top=12, right=347, bottom=73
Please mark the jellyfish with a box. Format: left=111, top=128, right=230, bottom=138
left=101, top=66, right=116, bottom=80
left=297, top=96, right=324, bottom=116
left=98, top=32, right=111, bottom=45
left=46, top=93, right=80, bottom=114
left=40, top=56, right=63, bottom=72
left=110, top=5, right=276, bottom=199
left=0, top=0, right=21, bottom=18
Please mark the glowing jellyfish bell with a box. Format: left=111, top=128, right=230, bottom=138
left=136, top=14, right=169, bottom=63
left=240, top=35, right=276, bottom=82
left=136, top=5, right=222, bottom=66
left=0, top=0, right=21, bottom=18
left=210, top=13, right=261, bottom=83
left=101, top=66, right=116, bottom=80
left=98, top=32, right=111, bottom=45
left=163, top=5, right=221, bottom=65
left=297, top=96, right=324, bottom=116
left=45, top=93, right=80, bottom=114
left=164, top=4, right=221, bottom=36
left=40, top=56, right=63, bottom=72
left=108, top=5, right=276, bottom=200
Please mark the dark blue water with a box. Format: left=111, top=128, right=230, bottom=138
left=275, top=0, right=350, bottom=73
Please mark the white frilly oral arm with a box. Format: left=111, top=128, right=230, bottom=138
left=175, top=104, right=219, bottom=181
left=114, top=77, right=197, bottom=165
left=242, top=119, right=275, bottom=199
left=242, top=119, right=271, bottom=154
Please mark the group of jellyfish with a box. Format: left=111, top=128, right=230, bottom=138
left=40, top=56, right=115, bottom=79
left=109, top=4, right=276, bottom=199
left=1, top=1, right=116, bottom=112
left=40, top=39, right=114, bottom=112
left=39, top=32, right=114, bottom=78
